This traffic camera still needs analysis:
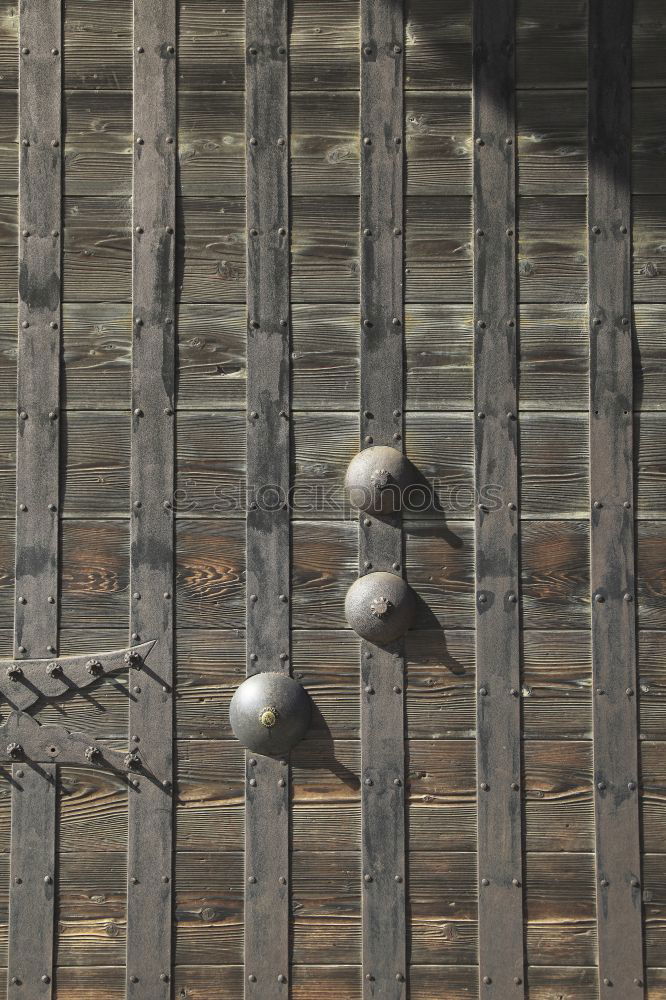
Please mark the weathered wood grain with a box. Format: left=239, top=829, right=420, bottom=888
left=1, top=518, right=666, bottom=632
left=23, top=409, right=666, bottom=521
left=2, top=193, right=664, bottom=305
left=1, top=84, right=662, bottom=200
left=5, top=301, right=666, bottom=414
left=2, top=301, right=665, bottom=414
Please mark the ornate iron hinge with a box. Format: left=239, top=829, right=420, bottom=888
left=0, top=641, right=159, bottom=776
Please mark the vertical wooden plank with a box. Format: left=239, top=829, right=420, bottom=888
left=245, top=2, right=291, bottom=996
left=9, top=1, right=62, bottom=994
left=473, top=1, right=525, bottom=996
left=360, top=3, right=406, bottom=997
left=588, top=2, right=644, bottom=995
left=127, top=1, right=176, bottom=995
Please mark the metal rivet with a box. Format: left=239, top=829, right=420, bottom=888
left=166, top=45, right=175, bottom=54
left=604, top=978, right=612, bottom=987
left=627, top=688, right=635, bottom=697
left=248, top=974, right=257, bottom=983
left=21, top=138, right=29, bottom=147
left=598, top=781, right=607, bottom=791
left=483, top=976, right=492, bottom=985
left=595, top=593, right=605, bottom=603
left=21, top=47, right=29, bottom=55
left=592, top=226, right=601, bottom=235
left=278, top=777, right=286, bottom=788
left=44, top=875, right=52, bottom=884
left=601, top=878, right=609, bottom=887
left=136, top=137, right=144, bottom=145
left=594, top=500, right=603, bottom=509
left=130, top=976, right=138, bottom=984
left=476, top=137, right=485, bottom=146
left=508, top=594, right=517, bottom=604
left=51, top=139, right=59, bottom=148
left=479, top=687, right=488, bottom=696
left=480, top=782, right=489, bottom=791
left=628, top=781, right=637, bottom=791
left=249, top=137, right=257, bottom=146
left=396, top=974, right=405, bottom=982
left=393, top=685, right=401, bottom=694
left=365, top=777, right=373, bottom=786
left=477, top=411, right=485, bottom=420
left=620, top=224, right=628, bottom=234
left=160, top=973, right=169, bottom=983
left=279, top=594, right=288, bottom=603
left=18, top=504, right=26, bottom=512
left=624, top=593, right=633, bottom=602
left=478, top=593, right=487, bottom=604
left=393, top=778, right=402, bottom=786
left=277, top=975, right=287, bottom=984
left=512, top=878, right=521, bottom=887
left=277, top=138, right=286, bottom=148
left=364, top=873, right=373, bottom=882
left=279, top=876, right=287, bottom=885
left=363, top=136, right=372, bottom=146
left=395, top=874, right=403, bottom=883
left=631, top=877, right=640, bottom=887
left=19, top=410, right=27, bottom=420
left=136, top=46, right=144, bottom=53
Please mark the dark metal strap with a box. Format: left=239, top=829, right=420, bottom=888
left=0, top=640, right=155, bottom=712
left=589, top=2, right=645, bottom=994
left=473, top=1, right=525, bottom=995
left=127, top=1, right=176, bottom=994
left=245, top=1, right=291, bottom=994
left=10, top=2, right=63, bottom=994
left=359, top=3, right=407, bottom=995
left=1, top=711, right=146, bottom=772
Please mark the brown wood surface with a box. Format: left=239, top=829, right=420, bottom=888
left=0, top=0, right=663, bottom=993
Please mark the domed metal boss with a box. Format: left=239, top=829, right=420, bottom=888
left=345, top=571, right=417, bottom=644
left=229, top=672, right=312, bottom=756
left=345, top=445, right=414, bottom=516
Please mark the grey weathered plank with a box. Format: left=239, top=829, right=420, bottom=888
left=126, top=0, right=176, bottom=995
left=9, top=1, right=62, bottom=995
left=588, top=2, right=645, bottom=995
left=244, top=1, right=291, bottom=996
left=473, top=0, right=525, bottom=996
left=359, top=2, right=407, bottom=996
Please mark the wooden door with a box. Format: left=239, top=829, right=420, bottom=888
left=0, top=1, right=665, bottom=998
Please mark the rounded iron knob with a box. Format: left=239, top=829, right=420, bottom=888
left=345, top=445, right=413, bottom=515
left=345, top=571, right=417, bottom=644
left=230, top=673, right=312, bottom=756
